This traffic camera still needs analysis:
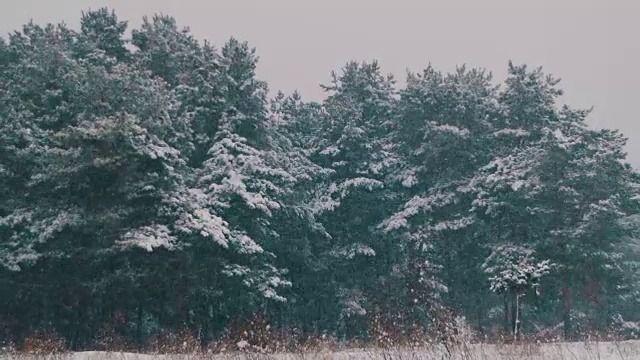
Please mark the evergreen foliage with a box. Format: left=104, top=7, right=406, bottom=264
left=1, top=9, right=639, bottom=349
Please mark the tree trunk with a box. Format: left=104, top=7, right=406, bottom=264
left=503, top=294, right=510, bottom=335
left=476, top=299, right=484, bottom=336
left=562, top=274, right=572, bottom=340
left=514, top=293, right=522, bottom=342
left=176, top=256, right=188, bottom=329
left=199, top=318, right=209, bottom=350
left=136, top=302, right=143, bottom=351
left=510, top=291, right=517, bottom=338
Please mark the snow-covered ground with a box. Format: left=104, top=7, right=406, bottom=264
left=6, top=341, right=640, bottom=360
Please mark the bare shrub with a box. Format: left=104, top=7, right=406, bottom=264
left=0, top=340, right=18, bottom=355
left=21, top=331, right=67, bottom=355
left=212, top=315, right=345, bottom=355
left=147, top=329, right=200, bottom=354
left=295, top=333, right=342, bottom=353
left=367, top=312, right=430, bottom=350
left=95, top=324, right=131, bottom=352
left=215, top=314, right=282, bottom=354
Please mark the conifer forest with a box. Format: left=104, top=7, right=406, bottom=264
left=1, top=8, right=640, bottom=352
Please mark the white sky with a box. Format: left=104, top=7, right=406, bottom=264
left=2, top=0, right=639, bottom=165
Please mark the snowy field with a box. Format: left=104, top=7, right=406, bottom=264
left=5, top=341, right=640, bottom=360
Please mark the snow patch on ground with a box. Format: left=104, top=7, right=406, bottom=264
left=9, top=340, right=640, bottom=359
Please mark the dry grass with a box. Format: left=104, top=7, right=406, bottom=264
left=3, top=340, right=640, bottom=360
left=3, top=324, right=640, bottom=360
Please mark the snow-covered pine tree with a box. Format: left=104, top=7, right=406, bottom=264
left=482, top=245, right=552, bottom=339
left=381, top=65, right=501, bottom=333
left=77, top=7, right=129, bottom=62
left=265, top=91, right=340, bottom=331
left=307, top=61, right=398, bottom=336
left=536, top=109, right=637, bottom=337
left=195, top=38, right=295, bottom=312
left=467, top=63, right=640, bottom=338
left=2, top=10, right=640, bottom=346
left=0, top=21, right=214, bottom=345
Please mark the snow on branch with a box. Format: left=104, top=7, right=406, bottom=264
left=118, top=224, right=178, bottom=252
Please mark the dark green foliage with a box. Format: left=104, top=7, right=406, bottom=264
left=1, top=9, right=639, bottom=350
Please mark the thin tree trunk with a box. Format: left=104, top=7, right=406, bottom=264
left=476, top=299, right=484, bottom=336
left=200, top=318, right=209, bottom=350
left=136, top=301, right=143, bottom=351
left=510, top=291, right=517, bottom=338
left=514, top=293, right=522, bottom=342
left=562, top=273, right=572, bottom=340
left=176, top=256, right=188, bottom=329
left=503, top=294, right=510, bottom=335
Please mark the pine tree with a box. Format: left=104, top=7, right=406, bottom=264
left=78, top=8, right=129, bottom=61
left=195, top=38, right=296, bottom=311
left=382, top=65, right=501, bottom=332
left=0, top=21, right=204, bottom=346
left=467, top=63, right=640, bottom=337
left=131, top=14, right=201, bottom=87
left=2, top=10, right=640, bottom=347
left=307, top=61, right=399, bottom=336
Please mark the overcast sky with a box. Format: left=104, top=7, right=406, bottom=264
left=2, top=0, right=639, bottom=165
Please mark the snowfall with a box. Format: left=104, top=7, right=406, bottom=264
left=6, top=340, right=640, bottom=360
